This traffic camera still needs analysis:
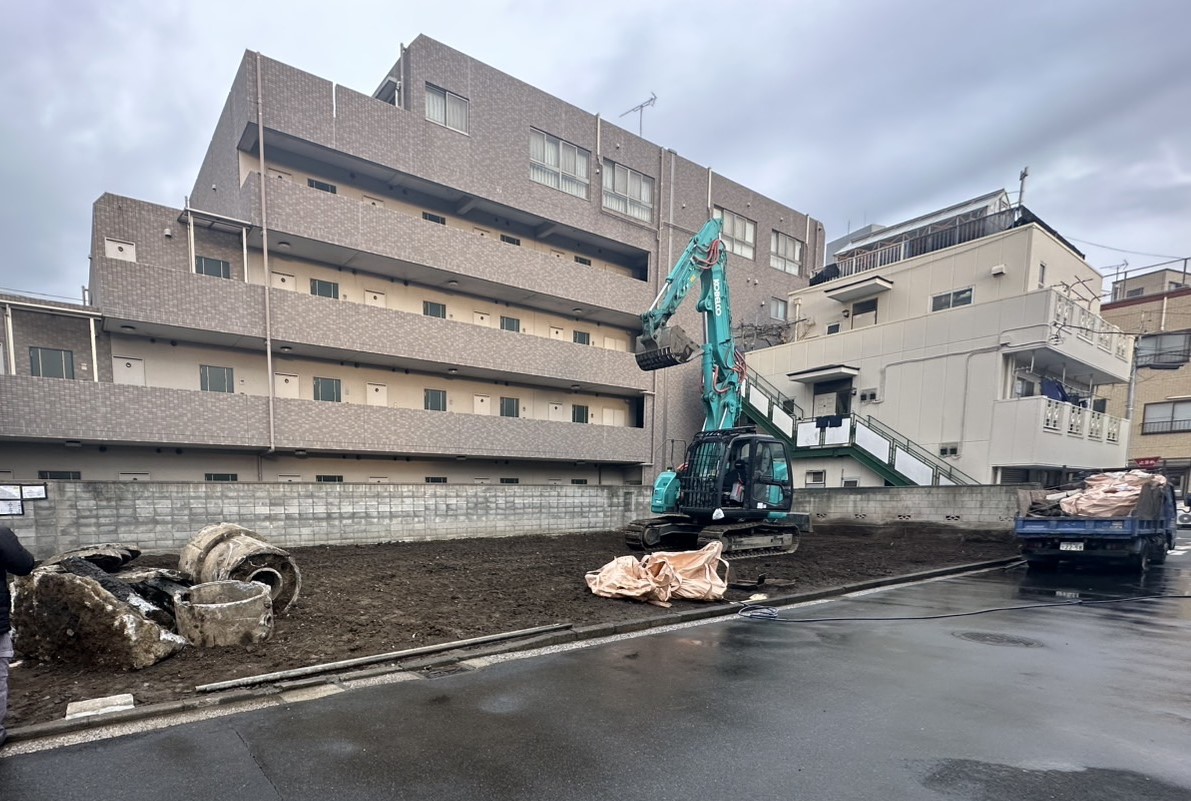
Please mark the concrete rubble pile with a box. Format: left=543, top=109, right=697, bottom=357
left=11, top=524, right=301, bottom=670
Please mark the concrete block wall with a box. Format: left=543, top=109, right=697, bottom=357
left=795, top=485, right=1026, bottom=530
left=7, top=481, right=653, bottom=559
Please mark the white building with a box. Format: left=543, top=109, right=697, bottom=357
left=746, top=190, right=1134, bottom=487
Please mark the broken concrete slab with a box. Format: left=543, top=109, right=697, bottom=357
left=12, top=569, right=188, bottom=670
left=64, top=694, right=136, bottom=720
left=41, top=544, right=141, bottom=572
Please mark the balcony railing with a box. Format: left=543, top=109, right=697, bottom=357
left=1052, top=294, right=1129, bottom=361
left=1141, top=419, right=1191, bottom=435
left=1042, top=398, right=1122, bottom=443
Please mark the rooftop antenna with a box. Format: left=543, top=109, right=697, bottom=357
left=1018, top=165, right=1029, bottom=208
left=620, top=92, right=657, bottom=137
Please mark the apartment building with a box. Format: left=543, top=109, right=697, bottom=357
left=0, top=36, right=824, bottom=485
left=1100, top=275, right=1191, bottom=496
left=745, top=190, right=1134, bottom=487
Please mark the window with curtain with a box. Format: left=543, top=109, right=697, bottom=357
left=426, top=84, right=468, bottom=133
left=770, top=231, right=803, bottom=275
left=1143, top=400, right=1191, bottom=434
left=769, top=297, right=788, bottom=321
left=602, top=161, right=654, bottom=222
left=529, top=129, right=590, bottom=199
left=713, top=207, right=756, bottom=259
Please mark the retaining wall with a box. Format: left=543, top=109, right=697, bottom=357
left=4, top=482, right=1030, bottom=558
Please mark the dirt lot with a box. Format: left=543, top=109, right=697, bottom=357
left=7, top=526, right=1018, bottom=728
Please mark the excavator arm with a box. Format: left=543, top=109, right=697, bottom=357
left=635, top=218, right=743, bottom=431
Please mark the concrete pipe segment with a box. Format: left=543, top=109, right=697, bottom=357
left=174, top=580, right=274, bottom=647
left=178, top=523, right=302, bottom=613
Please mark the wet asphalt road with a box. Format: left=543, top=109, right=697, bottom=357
left=3, top=536, right=1191, bottom=800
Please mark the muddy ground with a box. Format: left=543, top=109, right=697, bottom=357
left=7, top=527, right=1019, bottom=728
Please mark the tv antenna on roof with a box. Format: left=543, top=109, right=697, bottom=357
left=620, top=92, right=657, bottom=137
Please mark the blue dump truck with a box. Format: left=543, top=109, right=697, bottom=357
left=1015, top=472, right=1178, bottom=572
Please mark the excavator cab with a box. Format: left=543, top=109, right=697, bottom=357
left=677, top=428, right=793, bottom=519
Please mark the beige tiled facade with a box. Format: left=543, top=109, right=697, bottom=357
left=0, top=36, right=823, bottom=485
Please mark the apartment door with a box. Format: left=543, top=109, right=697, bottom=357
left=362, top=195, right=385, bottom=208
left=274, top=372, right=299, bottom=399
left=473, top=227, right=491, bottom=239
left=603, top=336, right=626, bottom=352
left=364, top=289, right=386, bottom=308
left=271, top=272, right=296, bottom=291
left=548, top=402, right=565, bottom=422
left=118, top=472, right=150, bottom=482
left=278, top=474, right=301, bottom=483
left=366, top=383, right=388, bottom=406
left=549, top=326, right=564, bottom=340
left=811, top=378, right=852, bottom=417
left=473, top=311, right=491, bottom=326
left=367, top=476, right=388, bottom=484
left=602, top=408, right=626, bottom=427
left=473, top=395, right=490, bottom=415
left=112, top=356, right=145, bottom=386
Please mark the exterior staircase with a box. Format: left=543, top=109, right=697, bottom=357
left=739, top=371, right=978, bottom=486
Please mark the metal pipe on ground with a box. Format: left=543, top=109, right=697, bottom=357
left=196, top=623, right=574, bottom=693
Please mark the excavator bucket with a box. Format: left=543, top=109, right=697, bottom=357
left=635, top=325, right=698, bottom=371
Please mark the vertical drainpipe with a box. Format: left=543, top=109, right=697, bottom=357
left=88, top=317, right=98, bottom=382
left=241, top=226, right=249, bottom=283
left=706, top=166, right=712, bottom=218
left=4, top=304, right=15, bottom=374
left=186, top=199, right=196, bottom=274
left=256, top=52, right=276, bottom=456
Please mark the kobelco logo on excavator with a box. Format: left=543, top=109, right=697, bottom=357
left=712, top=277, right=723, bottom=317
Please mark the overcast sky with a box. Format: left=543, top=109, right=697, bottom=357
left=2, top=0, right=1188, bottom=303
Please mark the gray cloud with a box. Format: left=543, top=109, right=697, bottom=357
left=1, top=0, right=1187, bottom=303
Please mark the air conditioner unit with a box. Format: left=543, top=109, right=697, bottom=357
left=991, top=264, right=1007, bottom=276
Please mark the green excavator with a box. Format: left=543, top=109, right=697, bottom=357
left=623, top=218, right=808, bottom=558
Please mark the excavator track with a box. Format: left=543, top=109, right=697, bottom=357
left=623, top=517, right=800, bottom=560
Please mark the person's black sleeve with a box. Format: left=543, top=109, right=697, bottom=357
left=0, top=526, right=35, bottom=576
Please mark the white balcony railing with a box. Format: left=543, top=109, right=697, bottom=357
left=1050, top=294, right=1129, bottom=362
left=992, top=396, right=1128, bottom=470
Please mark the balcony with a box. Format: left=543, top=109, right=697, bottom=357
left=0, top=375, right=269, bottom=448
left=1000, top=290, right=1131, bottom=386
left=0, top=375, right=650, bottom=464
left=989, top=396, right=1128, bottom=470
left=251, top=174, right=652, bottom=324
left=272, top=398, right=650, bottom=463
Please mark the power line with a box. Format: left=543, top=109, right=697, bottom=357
left=1067, top=238, right=1186, bottom=260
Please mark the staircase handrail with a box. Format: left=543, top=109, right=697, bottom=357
left=860, top=414, right=979, bottom=484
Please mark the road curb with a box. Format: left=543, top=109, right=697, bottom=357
left=6, top=556, right=1020, bottom=746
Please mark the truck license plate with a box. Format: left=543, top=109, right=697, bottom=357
left=1060, top=542, right=1084, bottom=552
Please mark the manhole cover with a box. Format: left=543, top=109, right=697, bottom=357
left=952, top=631, right=1042, bottom=648
left=421, top=665, right=472, bottom=679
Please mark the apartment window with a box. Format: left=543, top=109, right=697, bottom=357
left=424, top=388, right=447, bottom=411
left=29, top=347, right=74, bottom=379
left=195, top=256, right=231, bottom=279
left=1137, top=333, right=1191, bottom=367
left=842, top=478, right=860, bottom=488
left=939, top=443, right=960, bottom=457
left=38, top=470, right=81, bottom=480
left=574, top=255, right=592, bottom=266
left=1126, top=287, right=1145, bottom=298
left=425, top=476, right=448, bottom=484
left=313, top=377, right=342, bottom=403
left=316, top=475, right=344, bottom=483
left=500, top=477, right=520, bottom=485
left=572, top=404, right=590, bottom=424
left=713, top=207, right=756, bottom=260
left=499, top=397, right=520, bottom=418
left=529, top=129, right=590, bottom=198
left=602, top=160, right=654, bottom=222
left=426, top=84, right=468, bottom=133
left=200, top=365, right=234, bottom=394
left=310, top=279, right=340, bottom=299
left=826, top=322, right=842, bottom=335
left=931, top=288, right=973, bottom=312
left=205, top=473, right=238, bottom=482
left=500, top=316, right=521, bottom=333
left=852, top=298, right=878, bottom=318
left=1142, top=400, right=1191, bottom=435
left=805, top=470, right=826, bottom=488
left=770, top=231, right=803, bottom=275
left=1170, top=282, right=1186, bottom=292
left=307, top=179, right=337, bottom=194
left=422, top=211, right=447, bottom=225
left=573, top=331, right=591, bottom=345
left=769, top=297, right=788, bottom=321
left=1038, top=262, right=1047, bottom=289
left=423, top=301, right=447, bottom=318
left=500, top=234, right=521, bottom=246
left=858, top=388, right=878, bottom=402
left=571, top=478, right=588, bottom=485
